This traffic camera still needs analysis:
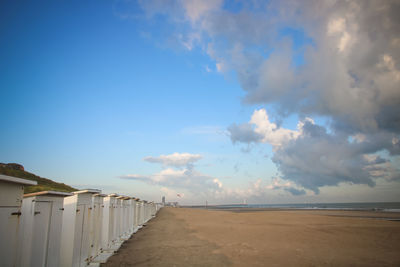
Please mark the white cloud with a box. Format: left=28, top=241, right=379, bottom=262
left=121, top=167, right=219, bottom=191
left=144, top=152, right=202, bottom=167
left=229, top=109, right=400, bottom=193
left=182, top=0, right=223, bottom=23
left=327, top=17, right=353, bottom=52
left=138, top=0, right=400, bottom=137
left=250, top=109, right=301, bottom=149
left=132, top=0, right=400, bottom=199
left=122, top=153, right=222, bottom=195
left=327, top=17, right=346, bottom=35
left=229, top=109, right=316, bottom=149
left=213, top=178, right=223, bottom=188
left=228, top=122, right=263, bottom=144
left=122, top=152, right=311, bottom=201
left=266, top=178, right=292, bottom=190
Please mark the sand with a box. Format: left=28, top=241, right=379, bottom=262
left=102, top=207, right=400, bottom=266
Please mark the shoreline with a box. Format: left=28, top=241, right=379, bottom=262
left=182, top=201, right=400, bottom=212
left=182, top=206, right=400, bottom=221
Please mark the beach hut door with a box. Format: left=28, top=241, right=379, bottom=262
left=72, top=204, right=89, bottom=267
left=31, top=201, right=52, bottom=267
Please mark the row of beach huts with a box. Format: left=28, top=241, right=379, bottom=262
left=0, top=174, right=162, bottom=267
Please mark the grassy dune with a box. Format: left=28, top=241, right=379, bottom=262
left=0, top=164, right=77, bottom=193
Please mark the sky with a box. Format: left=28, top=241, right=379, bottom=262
left=1, top=0, right=399, bottom=205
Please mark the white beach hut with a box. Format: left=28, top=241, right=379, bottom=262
left=17, top=191, right=72, bottom=267
left=128, top=197, right=137, bottom=234
left=134, top=198, right=141, bottom=232
left=133, top=198, right=141, bottom=230
left=0, top=175, right=36, bottom=267
left=90, top=193, right=117, bottom=265
left=59, top=189, right=101, bottom=267
left=153, top=203, right=157, bottom=216
left=142, top=200, right=147, bottom=224
left=115, top=196, right=126, bottom=240
left=142, top=201, right=146, bottom=223
left=140, top=200, right=144, bottom=226
left=102, top=194, right=122, bottom=251
left=100, top=193, right=115, bottom=252
left=125, top=197, right=133, bottom=237
left=113, top=196, right=123, bottom=243
left=149, top=202, right=156, bottom=217
left=135, top=199, right=142, bottom=227
left=118, top=196, right=132, bottom=239
left=143, top=200, right=150, bottom=223
left=88, top=193, right=106, bottom=262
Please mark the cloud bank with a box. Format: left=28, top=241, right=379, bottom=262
left=121, top=152, right=306, bottom=200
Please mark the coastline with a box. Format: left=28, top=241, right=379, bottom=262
left=184, top=201, right=400, bottom=213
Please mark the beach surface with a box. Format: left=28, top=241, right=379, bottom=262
left=102, top=207, right=400, bottom=266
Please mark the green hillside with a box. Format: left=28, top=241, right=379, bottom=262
left=0, top=163, right=77, bottom=194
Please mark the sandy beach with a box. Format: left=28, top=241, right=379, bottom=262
left=103, top=207, right=400, bottom=266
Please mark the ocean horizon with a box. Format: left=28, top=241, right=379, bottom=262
left=184, top=202, right=400, bottom=212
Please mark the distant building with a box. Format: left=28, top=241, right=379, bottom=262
left=165, top=202, right=179, bottom=207
left=162, top=196, right=165, bottom=205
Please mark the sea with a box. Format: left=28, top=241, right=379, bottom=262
left=187, top=202, right=400, bottom=212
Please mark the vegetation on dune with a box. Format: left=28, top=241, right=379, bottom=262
left=0, top=164, right=77, bottom=194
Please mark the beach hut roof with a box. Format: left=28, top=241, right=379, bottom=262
left=116, top=195, right=131, bottom=200
left=0, top=174, right=37, bottom=186
left=93, top=193, right=107, bottom=197
left=73, top=189, right=101, bottom=194
left=24, top=190, right=73, bottom=198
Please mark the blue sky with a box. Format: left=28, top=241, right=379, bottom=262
left=1, top=0, right=399, bottom=204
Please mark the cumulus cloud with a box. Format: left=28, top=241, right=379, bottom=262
left=227, top=123, right=263, bottom=144
left=132, top=0, right=400, bottom=197
left=249, top=109, right=302, bottom=148
left=229, top=109, right=314, bottom=149
left=284, top=187, right=307, bottom=196
left=122, top=152, right=223, bottom=195
left=266, top=178, right=306, bottom=196
left=266, top=178, right=292, bottom=190
left=229, top=109, right=400, bottom=193
left=144, top=152, right=202, bottom=167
